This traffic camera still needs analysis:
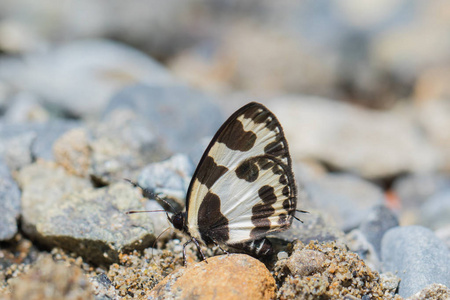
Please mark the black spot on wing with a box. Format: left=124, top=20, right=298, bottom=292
left=216, top=119, right=256, bottom=151
left=258, top=185, right=277, bottom=204
left=198, top=192, right=229, bottom=244
left=196, top=156, right=228, bottom=189
left=235, top=160, right=259, bottom=182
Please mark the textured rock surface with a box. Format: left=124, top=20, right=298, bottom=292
left=0, top=159, right=20, bottom=240
left=382, top=226, right=450, bottom=298
left=16, top=161, right=156, bottom=265
left=148, top=254, right=276, bottom=300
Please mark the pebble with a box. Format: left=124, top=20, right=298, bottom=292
left=148, top=254, right=276, bottom=300
left=16, top=161, right=156, bottom=265
left=103, top=84, right=224, bottom=156
left=285, top=249, right=326, bottom=276
left=0, top=39, right=178, bottom=117
left=304, top=173, right=385, bottom=232
left=381, top=225, right=450, bottom=298
left=359, top=205, right=399, bottom=257
left=407, top=283, right=450, bottom=300
left=138, top=153, right=195, bottom=210
left=7, top=255, right=94, bottom=300
left=0, top=159, right=21, bottom=240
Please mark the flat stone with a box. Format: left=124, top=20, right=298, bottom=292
left=0, top=158, right=21, bottom=240
left=304, top=173, right=385, bottom=232
left=17, top=161, right=156, bottom=265
left=148, top=254, right=276, bottom=300
left=103, top=84, right=224, bottom=157
left=381, top=225, right=450, bottom=298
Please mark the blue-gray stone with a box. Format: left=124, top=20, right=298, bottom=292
left=420, top=189, right=450, bottom=230
left=359, top=205, right=398, bottom=257
left=103, top=84, right=224, bottom=159
left=381, top=226, right=450, bottom=298
left=0, top=158, right=21, bottom=240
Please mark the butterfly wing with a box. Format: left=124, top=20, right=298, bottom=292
left=186, top=102, right=297, bottom=246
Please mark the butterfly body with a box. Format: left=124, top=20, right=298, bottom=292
left=169, top=102, right=298, bottom=262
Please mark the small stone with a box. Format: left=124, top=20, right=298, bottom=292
left=0, top=158, right=20, bottom=240
left=285, top=249, right=326, bottom=276
left=148, top=254, right=276, bottom=300
left=381, top=225, right=450, bottom=298
left=379, top=272, right=401, bottom=297
left=407, top=283, right=450, bottom=300
left=53, top=128, right=91, bottom=177
left=359, top=205, right=399, bottom=257
left=277, top=251, right=289, bottom=260
left=16, top=161, right=155, bottom=265
left=8, top=255, right=94, bottom=299
left=305, top=173, right=385, bottom=232
left=138, top=153, right=195, bottom=210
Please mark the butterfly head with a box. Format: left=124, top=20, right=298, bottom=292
left=170, top=212, right=187, bottom=232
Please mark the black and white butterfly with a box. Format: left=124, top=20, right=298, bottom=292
left=129, top=102, right=300, bottom=264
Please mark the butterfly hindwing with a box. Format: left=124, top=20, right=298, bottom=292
left=185, top=102, right=297, bottom=252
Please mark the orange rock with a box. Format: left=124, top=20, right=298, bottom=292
left=148, top=254, right=275, bottom=300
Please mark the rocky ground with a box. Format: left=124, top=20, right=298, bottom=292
left=1, top=1, right=450, bottom=299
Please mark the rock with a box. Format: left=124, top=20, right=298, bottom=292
left=285, top=249, right=326, bottom=276
left=53, top=128, right=92, bottom=177
left=0, top=123, right=35, bottom=170
left=90, top=108, right=169, bottom=184
left=276, top=241, right=388, bottom=299
left=359, top=205, right=399, bottom=257
left=0, top=159, right=21, bottom=240
left=270, top=97, right=439, bottom=178
left=407, top=283, right=450, bottom=300
left=379, top=272, right=401, bottom=298
left=2, top=91, right=48, bottom=123
left=148, top=254, right=275, bottom=300
left=138, top=154, right=195, bottom=210
left=274, top=210, right=346, bottom=245
left=32, top=120, right=82, bottom=161
left=419, top=189, right=450, bottom=230
left=17, top=161, right=156, bottom=265
left=435, top=225, right=450, bottom=249
left=345, top=229, right=380, bottom=271
left=393, top=173, right=450, bottom=225
left=304, top=173, right=385, bottom=232
left=0, top=39, right=178, bottom=117
left=103, top=84, right=224, bottom=157
left=381, top=226, right=450, bottom=298
left=8, top=255, right=94, bottom=300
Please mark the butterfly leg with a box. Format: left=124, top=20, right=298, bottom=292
left=192, top=237, right=208, bottom=264
left=182, top=239, right=193, bottom=266
left=209, top=237, right=230, bottom=255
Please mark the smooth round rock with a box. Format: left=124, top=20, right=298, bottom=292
left=285, top=249, right=326, bottom=276
left=381, top=225, right=450, bottom=298
left=148, top=254, right=275, bottom=300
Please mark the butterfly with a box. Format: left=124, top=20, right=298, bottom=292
left=128, top=102, right=300, bottom=265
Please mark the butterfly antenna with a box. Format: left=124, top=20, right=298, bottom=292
left=150, top=226, right=172, bottom=264
left=124, top=178, right=178, bottom=214
left=126, top=210, right=168, bottom=214
left=293, top=209, right=308, bottom=223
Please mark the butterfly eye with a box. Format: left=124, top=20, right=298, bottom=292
left=171, top=213, right=185, bottom=231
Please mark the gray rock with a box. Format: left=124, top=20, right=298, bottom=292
left=271, top=97, right=439, bottom=178
left=31, top=120, right=82, bottom=161
left=0, top=158, right=21, bottom=240
left=420, top=189, right=450, bottom=230
left=304, top=173, right=384, bottom=232
left=0, top=123, right=36, bottom=170
left=138, top=154, right=195, bottom=210
left=17, top=161, right=155, bottom=265
left=346, top=229, right=380, bottom=271
left=89, top=109, right=169, bottom=184
left=0, top=39, right=178, bottom=117
left=359, top=205, right=399, bottom=257
left=381, top=226, right=450, bottom=298
left=103, top=84, right=224, bottom=156
left=274, top=210, right=346, bottom=245
left=407, top=283, right=450, bottom=300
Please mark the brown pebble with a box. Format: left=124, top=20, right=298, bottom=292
left=286, top=249, right=326, bottom=276
left=148, top=254, right=275, bottom=300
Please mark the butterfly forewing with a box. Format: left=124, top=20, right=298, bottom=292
left=186, top=102, right=297, bottom=249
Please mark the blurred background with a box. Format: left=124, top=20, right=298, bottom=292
left=1, top=0, right=450, bottom=233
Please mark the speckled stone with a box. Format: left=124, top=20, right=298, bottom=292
left=0, top=158, right=20, bottom=240
left=382, top=226, right=450, bottom=298
left=148, top=254, right=276, bottom=300
left=7, top=255, right=94, bottom=300
left=16, top=161, right=156, bottom=265
left=285, top=249, right=326, bottom=276
left=53, top=128, right=91, bottom=177
left=407, top=283, right=450, bottom=300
